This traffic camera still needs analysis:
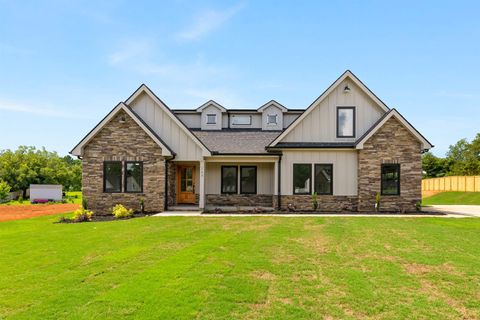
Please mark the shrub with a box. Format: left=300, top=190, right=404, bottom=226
left=375, top=192, right=381, bottom=212
left=0, top=180, right=11, bottom=203
left=112, top=204, right=133, bottom=219
left=312, top=192, right=318, bottom=211
left=415, top=200, right=422, bottom=212
left=139, top=198, right=145, bottom=214
left=82, top=198, right=88, bottom=210
left=73, top=208, right=93, bottom=222
left=18, top=195, right=24, bottom=203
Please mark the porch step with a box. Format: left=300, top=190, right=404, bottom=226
left=168, top=205, right=200, bottom=212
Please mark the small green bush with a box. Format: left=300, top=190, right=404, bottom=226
left=312, top=192, right=318, bottom=210
left=0, top=180, right=11, bottom=203
left=73, top=208, right=94, bottom=222
left=82, top=198, right=88, bottom=210
left=112, top=204, right=133, bottom=219
left=18, top=195, right=24, bottom=203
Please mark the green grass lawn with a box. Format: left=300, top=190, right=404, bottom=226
left=423, top=191, right=480, bottom=205
left=1, top=215, right=479, bottom=319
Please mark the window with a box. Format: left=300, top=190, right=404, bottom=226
left=315, top=164, right=333, bottom=195
left=337, top=107, right=355, bottom=138
left=293, top=164, right=311, bottom=194
left=125, top=162, right=143, bottom=193
left=206, top=114, right=217, bottom=124
left=221, top=166, right=237, bottom=194
left=381, top=164, right=400, bottom=195
left=240, top=166, right=257, bottom=194
left=103, top=161, right=122, bottom=193
left=232, top=115, right=251, bottom=125
left=267, top=114, right=277, bottom=125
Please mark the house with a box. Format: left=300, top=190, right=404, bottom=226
left=70, top=70, right=433, bottom=214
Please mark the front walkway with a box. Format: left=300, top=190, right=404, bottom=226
left=153, top=211, right=473, bottom=218
left=427, top=205, right=480, bottom=217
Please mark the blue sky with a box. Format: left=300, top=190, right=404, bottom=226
left=1, top=0, right=479, bottom=157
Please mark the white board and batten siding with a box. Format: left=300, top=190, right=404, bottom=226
left=281, top=150, right=358, bottom=196
left=30, top=184, right=63, bottom=201
left=281, top=80, right=385, bottom=143
left=130, top=92, right=204, bottom=161
left=205, top=162, right=274, bottom=194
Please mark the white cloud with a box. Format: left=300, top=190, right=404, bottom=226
left=0, top=99, right=93, bottom=119
left=176, top=2, right=245, bottom=42
left=107, top=39, right=153, bottom=66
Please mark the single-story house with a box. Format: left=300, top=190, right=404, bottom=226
left=71, top=70, right=433, bottom=214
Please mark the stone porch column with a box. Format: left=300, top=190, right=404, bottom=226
left=199, top=160, right=205, bottom=210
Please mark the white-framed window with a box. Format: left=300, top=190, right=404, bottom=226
left=337, top=107, right=355, bottom=138
left=206, top=114, right=217, bottom=124
left=231, top=115, right=251, bottom=125
left=267, top=114, right=277, bottom=125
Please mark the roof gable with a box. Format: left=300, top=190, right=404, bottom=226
left=355, top=109, right=433, bottom=151
left=70, top=102, right=174, bottom=157
left=269, top=70, right=390, bottom=146
left=126, top=84, right=211, bottom=156
left=196, top=100, right=227, bottom=112
left=257, top=100, right=288, bottom=112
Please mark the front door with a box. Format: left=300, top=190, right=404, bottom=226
left=177, top=166, right=196, bottom=204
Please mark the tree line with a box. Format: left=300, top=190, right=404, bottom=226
left=422, top=133, right=480, bottom=178
left=0, top=146, right=81, bottom=197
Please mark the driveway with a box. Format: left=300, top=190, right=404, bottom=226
left=427, top=205, right=480, bottom=217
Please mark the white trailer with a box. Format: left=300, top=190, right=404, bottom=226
left=29, top=184, right=63, bottom=202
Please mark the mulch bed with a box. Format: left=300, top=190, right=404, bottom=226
left=0, top=204, right=80, bottom=222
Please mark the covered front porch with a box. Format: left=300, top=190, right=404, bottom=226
left=166, top=155, right=280, bottom=212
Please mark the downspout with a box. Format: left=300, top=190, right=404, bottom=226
left=277, top=154, right=282, bottom=210
left=164, top=159, right=169, bottom=211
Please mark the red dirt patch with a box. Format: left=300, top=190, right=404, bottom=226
left=0, top=204, right=80, bottom=222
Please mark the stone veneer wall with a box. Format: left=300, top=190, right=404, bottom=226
left=279, top=195, right=358, bottom=212
left=357, top=117, right=422, bottom=212
left=82, top=110, right=166, bottom=215
left=166, top=161, right=176, bottom=206
left=206, top=194, right=273, bottom=207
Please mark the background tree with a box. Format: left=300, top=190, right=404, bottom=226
left=0, top=146, right=82, bottom=197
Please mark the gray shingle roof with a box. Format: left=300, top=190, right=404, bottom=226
left=193, top=130, right=281, bottom=154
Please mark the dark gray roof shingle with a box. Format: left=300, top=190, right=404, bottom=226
left=193, top=130, right=281, bottom=154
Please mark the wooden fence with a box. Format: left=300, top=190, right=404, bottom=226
left=422, top=176, right=480, bottom=192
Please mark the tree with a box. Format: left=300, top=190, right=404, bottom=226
left=422, top=152, right=447, bottom=178
left=0, top=180, right=11, bottom=203
left=0, top=146, right=82, bottom=196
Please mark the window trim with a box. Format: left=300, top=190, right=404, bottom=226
left=103, top=161, right=122, bottom=193
left=206, top=114, right=217, bottom=125
left=124, top=161, right=144, bottom=193
left=381, top=163, right=401, bottom=196
left=221, top=165, right=238, bottom=194
left=240, top=166, right=257, bottom=194
left=231, top=115, right=252, bottom=125
left=336, top=106, right=356, bottom=138
left=267, top=114, right=277, bottom=125
left=293, top=163, right=312, bottom=195
left=314, top=163, right=333, bottom=195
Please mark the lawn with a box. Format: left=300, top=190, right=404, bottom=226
left=1, top=216, right=479, bottom=319
left=422, top=191, right=480, bottom=205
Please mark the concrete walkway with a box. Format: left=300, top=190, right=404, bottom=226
left=427, top=205, right=480, bottom=217
left=152, top=211, right=472, bottom=218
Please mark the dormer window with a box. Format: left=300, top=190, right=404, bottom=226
left=267, top=114, right=277, bottom=125
left=206, top=114, right=217, bottom=124
left=337, top=107, right=355, bottom=138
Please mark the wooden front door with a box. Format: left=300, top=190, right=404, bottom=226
left=177, top=166, right=196, bottom=204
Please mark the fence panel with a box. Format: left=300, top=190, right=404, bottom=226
left=422, top=176, right=480, bottom=192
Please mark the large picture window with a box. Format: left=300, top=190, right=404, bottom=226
left=221, top=166, right=237, bottom=194
left=315, top=164, right=333, bottom=195
left=240, top=166, right=257, bottom=194
left=293, top=164, right=311, bottom=194
left=103, top=161, right=122, bottom=193
left=381, top=164, right=400, bottom=195
left=231, top=115, right=251, bottom=125
left=337, top=107, right=355, bottom=138
left=125, top=162, right=143, bottom=193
